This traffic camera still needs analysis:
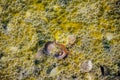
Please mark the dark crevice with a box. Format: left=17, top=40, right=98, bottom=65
left=100, top=66, right=110, bottom=76
left=100, top=66, right=105, bottom=75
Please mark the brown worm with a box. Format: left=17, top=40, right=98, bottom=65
left=55, top=43, right=69, bottom=59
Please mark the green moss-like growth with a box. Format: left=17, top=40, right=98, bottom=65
left=0, top=0, right=120, bottom=80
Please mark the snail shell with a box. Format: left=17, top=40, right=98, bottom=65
left=43, top=41, right=56, bottom=54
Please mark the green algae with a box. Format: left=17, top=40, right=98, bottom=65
left=0, top=0, right=120, bottom=80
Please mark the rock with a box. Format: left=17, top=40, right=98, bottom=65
left=80, top=60, right=93, bottom=72
left=105, top=33, right=114, bottom=41
left=66, top=34, right=76, bottom=46
left=49, top=67, right=61, bottom=77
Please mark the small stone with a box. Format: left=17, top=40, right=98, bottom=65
left=66, top=34, right=76, bottom=46
left=80, top=60, right=93, bottom=72
left=10, top=46, right=18, bottom=52
left=49, top=67, right=61, bottom=77
left=36, top=48, right=43, bottom=59
left=105, top=33, right=114, bottom=41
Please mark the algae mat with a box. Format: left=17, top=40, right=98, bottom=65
left=0, top=0, right=120, bottom=80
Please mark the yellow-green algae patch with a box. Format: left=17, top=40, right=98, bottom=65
left=0, top=0, right=120, bottom=80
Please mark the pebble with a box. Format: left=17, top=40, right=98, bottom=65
left=80, top=60, right=93, bottom=72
